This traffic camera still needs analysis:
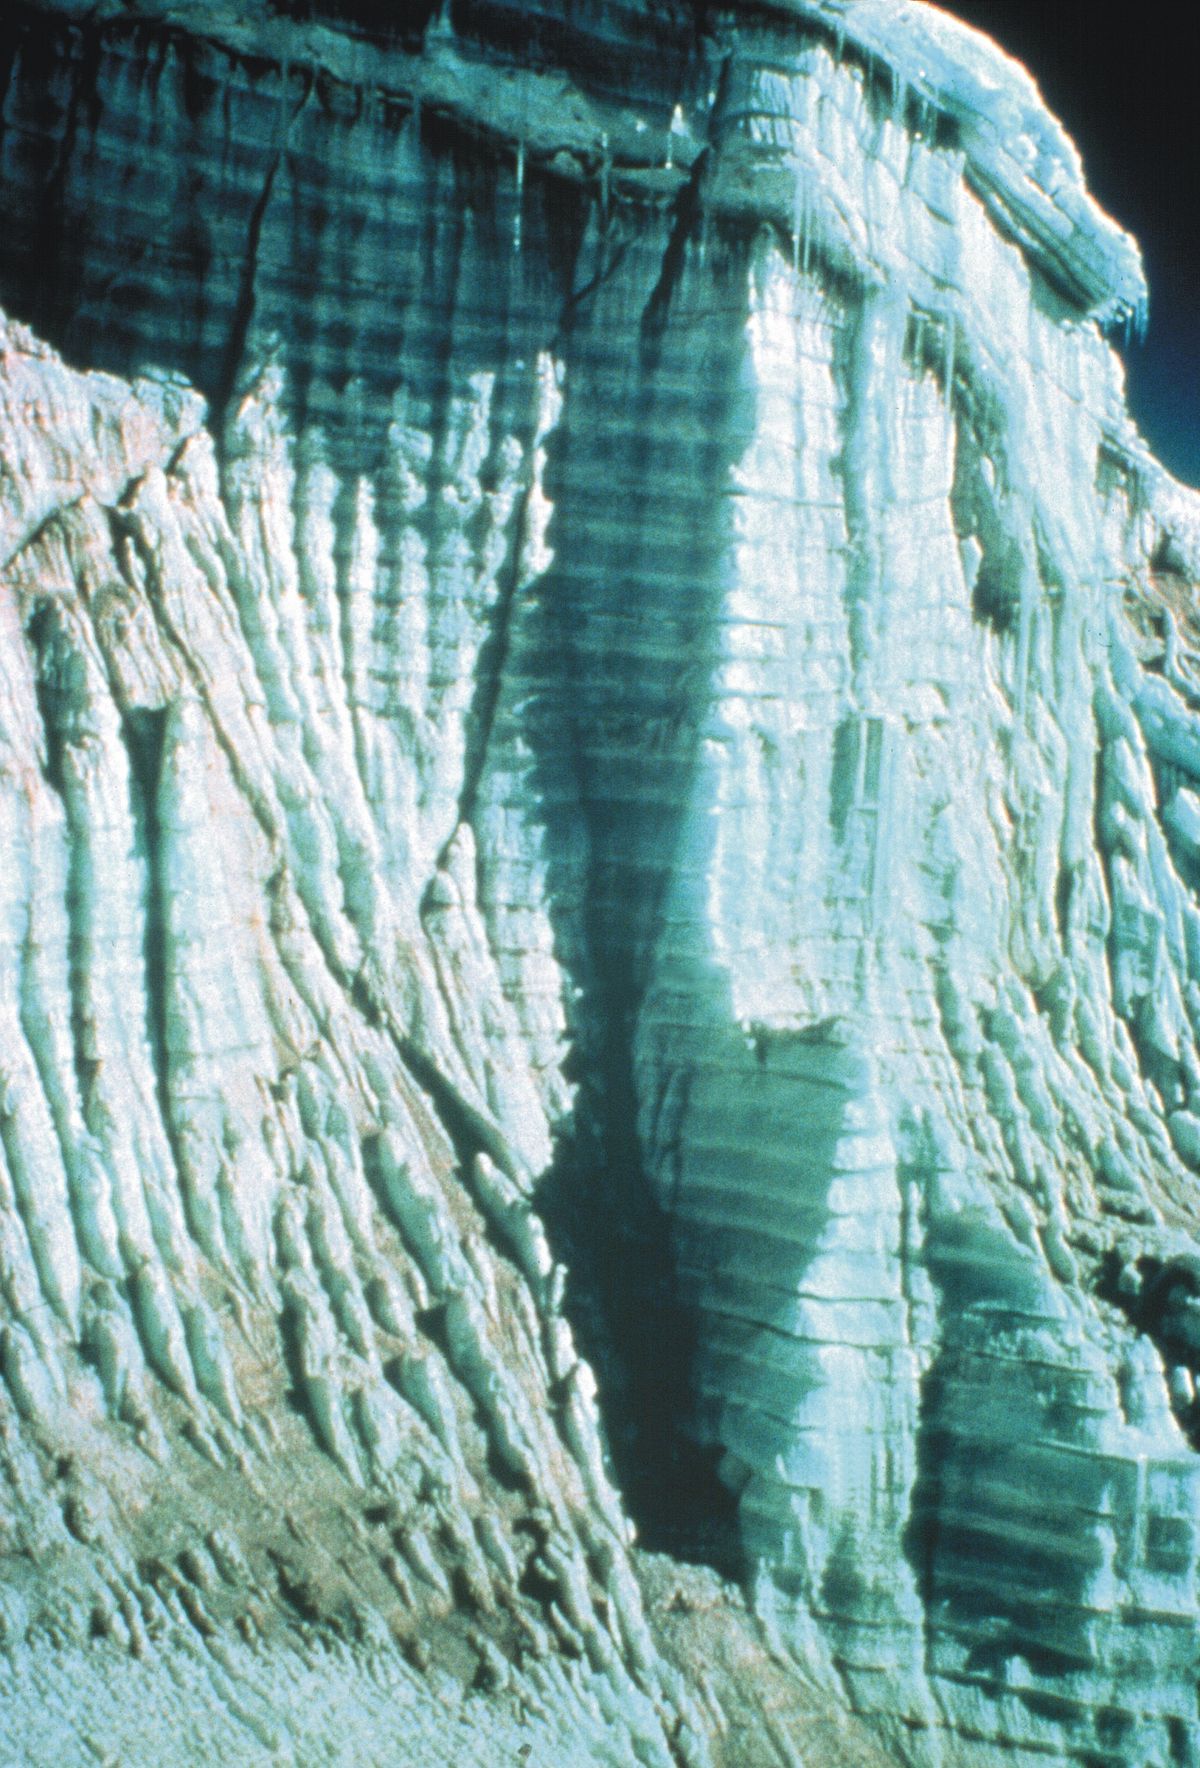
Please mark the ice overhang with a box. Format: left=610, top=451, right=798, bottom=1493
left=25, top=0, right=1148, bottom=328
left=757, top=0, right=1147, bottom=327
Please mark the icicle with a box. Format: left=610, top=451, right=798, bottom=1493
left=943, top=312, right=955, bottom=414
left=792, top=169, right=802, bottom=277
left=513, top=139, right=525, bottom=254
left=599, top=131, right=610, bottom=225
left=790, top=162, right=812, bottom=282
left=666, top=103, right=685, bottom=172
left=1016, top=556, right=1034, bottom=718
left=891, top=65, right=904, bottom=125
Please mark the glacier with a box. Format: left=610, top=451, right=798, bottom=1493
left=0, top=1, right=1199, bottom=1764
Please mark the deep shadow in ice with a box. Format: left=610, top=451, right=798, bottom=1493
left=522, top=213, right=760, bottom=1570
left=904, top=1199, right=1109, bottom=1698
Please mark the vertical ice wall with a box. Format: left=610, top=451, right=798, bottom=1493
left=617, top=32, right=1200, bottom=1764
left=0, top=2, right=1200, bottom=1764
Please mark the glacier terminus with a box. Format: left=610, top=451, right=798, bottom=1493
left=0, top=2, right=1197, bottom=1764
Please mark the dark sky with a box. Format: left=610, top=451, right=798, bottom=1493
left=940, top=1, right=1200, bottom=486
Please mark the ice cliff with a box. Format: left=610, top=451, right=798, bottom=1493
left=1, top=1, right=1200, bottom=1763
